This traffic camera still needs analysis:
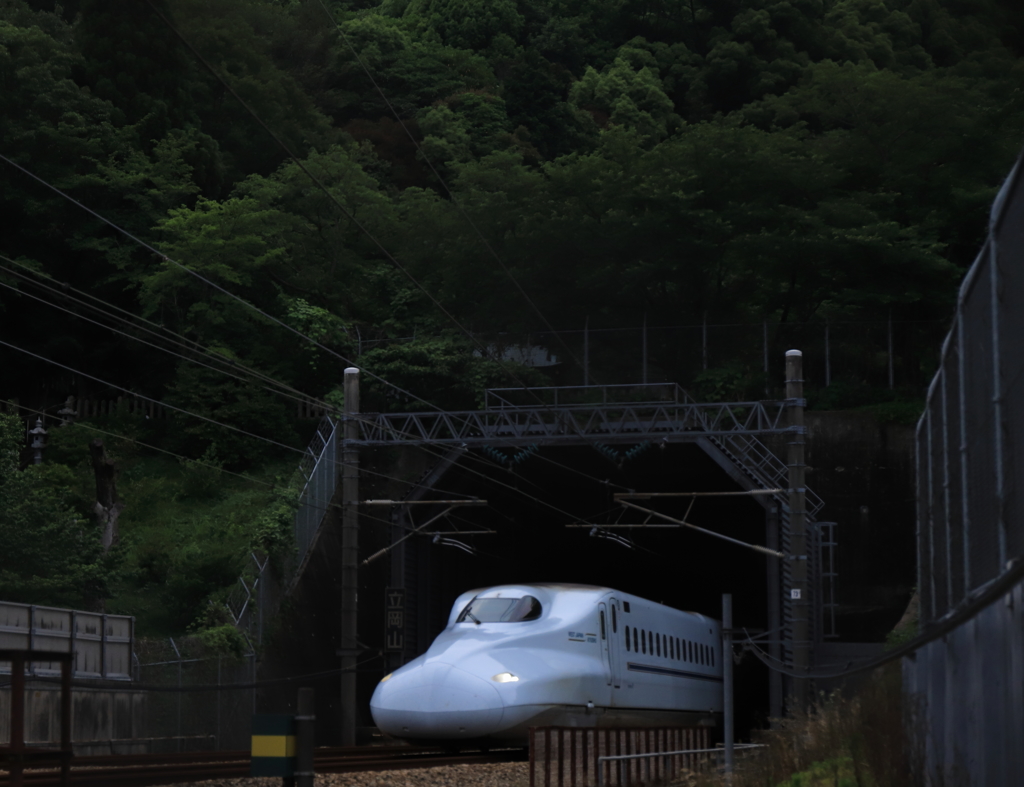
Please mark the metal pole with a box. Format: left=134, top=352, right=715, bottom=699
left=786, top=350, right=809, bottom=706
left=763, top=321, right=769, bottom=396
left=766, top=505, right=783, bottom=721
left=702, top=313, right=708, bottom=371
left=341, top=367, right=361, bottom=746
left=295, top=687, right=315, bottom=787
left=584, top=317, right=590, bottom=386
left=60, top=657, right=71, bottom=787
left=888, top=310, right=894, bottom=389
left=825, top=321, right=831, bottom=387
left=642, top=314, right=648, bottom=385
left=11, top=654, right=25, bottom=787
left=722, top=594, right=734, bottom=780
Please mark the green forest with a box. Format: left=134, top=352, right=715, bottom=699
left=1, top=0, right=1022, bottom=636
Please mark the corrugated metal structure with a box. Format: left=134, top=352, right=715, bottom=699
left=0, top=602, right=133, bottom=680
left=905, top=152, right=1024, bottom=784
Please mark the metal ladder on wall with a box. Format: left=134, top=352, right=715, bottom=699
left=700, top=429, right=837, bottom=649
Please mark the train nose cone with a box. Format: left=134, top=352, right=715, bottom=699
left=370, top=662, right=504, bottom=739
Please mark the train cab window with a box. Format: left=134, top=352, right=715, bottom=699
left=600, top=611, right=606, bottom=640
left=623, top=601, right=630, bottom=612
left=625, top=625, right=631, bottom=651
left=457, top=595, right=542, bottom=623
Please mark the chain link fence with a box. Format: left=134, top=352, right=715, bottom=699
left=483, top=317, right=945, bottom=400
left=906, top=153, right=1024, bottom=785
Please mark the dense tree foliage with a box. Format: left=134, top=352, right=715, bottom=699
left=1, top=0, right=1022, bottom=625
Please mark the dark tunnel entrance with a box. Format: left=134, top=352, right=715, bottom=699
left=365, top=442, right=776, bottom=738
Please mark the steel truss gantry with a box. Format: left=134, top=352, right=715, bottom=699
left=349, top=388, right=804, bottom=448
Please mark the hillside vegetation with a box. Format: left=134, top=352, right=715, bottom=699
left=1, top=0, right=1021, bottom=633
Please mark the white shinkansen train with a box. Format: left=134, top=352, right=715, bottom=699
left=370, top=584, right=723, bottom=743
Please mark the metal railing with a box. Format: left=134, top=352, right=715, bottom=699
left=596, top=744, right=763, bottom=787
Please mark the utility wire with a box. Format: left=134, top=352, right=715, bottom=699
left=738, top=556, right=1024, bottom=680
left=0, top=153, right=632, bottom=510
left=313, top=0, right=595, bottom=383
left=135, top=5, right=637, bottom=490
left=2, top=398, right=409, bottom=532
left=0, top=275, right=321, bottom=409
left=0, top=337, right=309, bottom=455
left=0, top=258, right=596, bottom=503
left=0, top=255, right=323, bottom=408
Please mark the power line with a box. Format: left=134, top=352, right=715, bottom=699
left=313, top=0, right=595, bottom=383
left=0, top=256, right=616, bottom=503
left=1, top=398, right=411, bottom=532
left=0, top=255, right=324, bottom=407
left=0, top=153, right=633, bottom=512
left=739, top=556, right=1024, bottom=680
left=0, top=273, right=319, bottom=410
left=133, top=6, right=638, bottom=490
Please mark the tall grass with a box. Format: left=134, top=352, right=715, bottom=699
left=690, top=663, right=922, bottom=787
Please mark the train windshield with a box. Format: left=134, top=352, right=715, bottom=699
left=457, top=595, right=542, bottom=623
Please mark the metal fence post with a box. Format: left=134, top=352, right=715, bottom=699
left=723, top=594, right=734, bottom=781
left=295, top=687, right=315, bottom=787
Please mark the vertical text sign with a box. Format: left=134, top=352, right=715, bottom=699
left=385, top=587, right=405, bottom=652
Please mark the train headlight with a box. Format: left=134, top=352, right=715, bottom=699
left=492, top=672, right=519, bottom=683
left=380, top=673, right=393, bottom=682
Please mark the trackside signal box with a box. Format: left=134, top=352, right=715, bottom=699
left=251, top=714, right=296, bottom=777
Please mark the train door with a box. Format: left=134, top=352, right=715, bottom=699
left=607, top=597, right=622, bottom=689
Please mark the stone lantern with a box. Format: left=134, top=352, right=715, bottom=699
left=29, top=417, right=47, bottom=464
left=57, top=396, right=78, bottom=426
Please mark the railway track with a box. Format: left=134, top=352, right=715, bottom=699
left=0, top=745, right=527, bottom=786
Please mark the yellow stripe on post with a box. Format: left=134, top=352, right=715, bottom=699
left=251, top=734, right=296, bottom=758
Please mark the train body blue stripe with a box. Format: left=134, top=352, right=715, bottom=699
left=626, top=662, right=723, bottom=682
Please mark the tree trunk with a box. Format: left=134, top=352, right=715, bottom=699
left=90, top=438, right=123, bottom=553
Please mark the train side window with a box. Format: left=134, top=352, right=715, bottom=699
left=612, top=605, right=617, bottom=633
left=702, top=644, right=707, bottom=665
left=656, top=633, right=661, bottom=657
left=625, top=625, right=631, bottom=651
left=711, top=646, right=715, bottom=667
left=600, top=611, right=606, bottom=640
left=634, top=628, right=639, bottom=652
left=669, top=637, right=674, bottom=660
left=688, top=641, right=693, bottom=662
left=675, top=637, right=680, bottom=660
left=641, top=629, right=646, bottom=654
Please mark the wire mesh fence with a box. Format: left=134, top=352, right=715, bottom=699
left=484, top=317, right=946, bottom=400
left=132, top=637, right=259, bottom=753
left=907, top=153, right=1024, bottom=784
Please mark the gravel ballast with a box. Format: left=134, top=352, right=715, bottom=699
left=167, top=762, right=530, bottom=787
